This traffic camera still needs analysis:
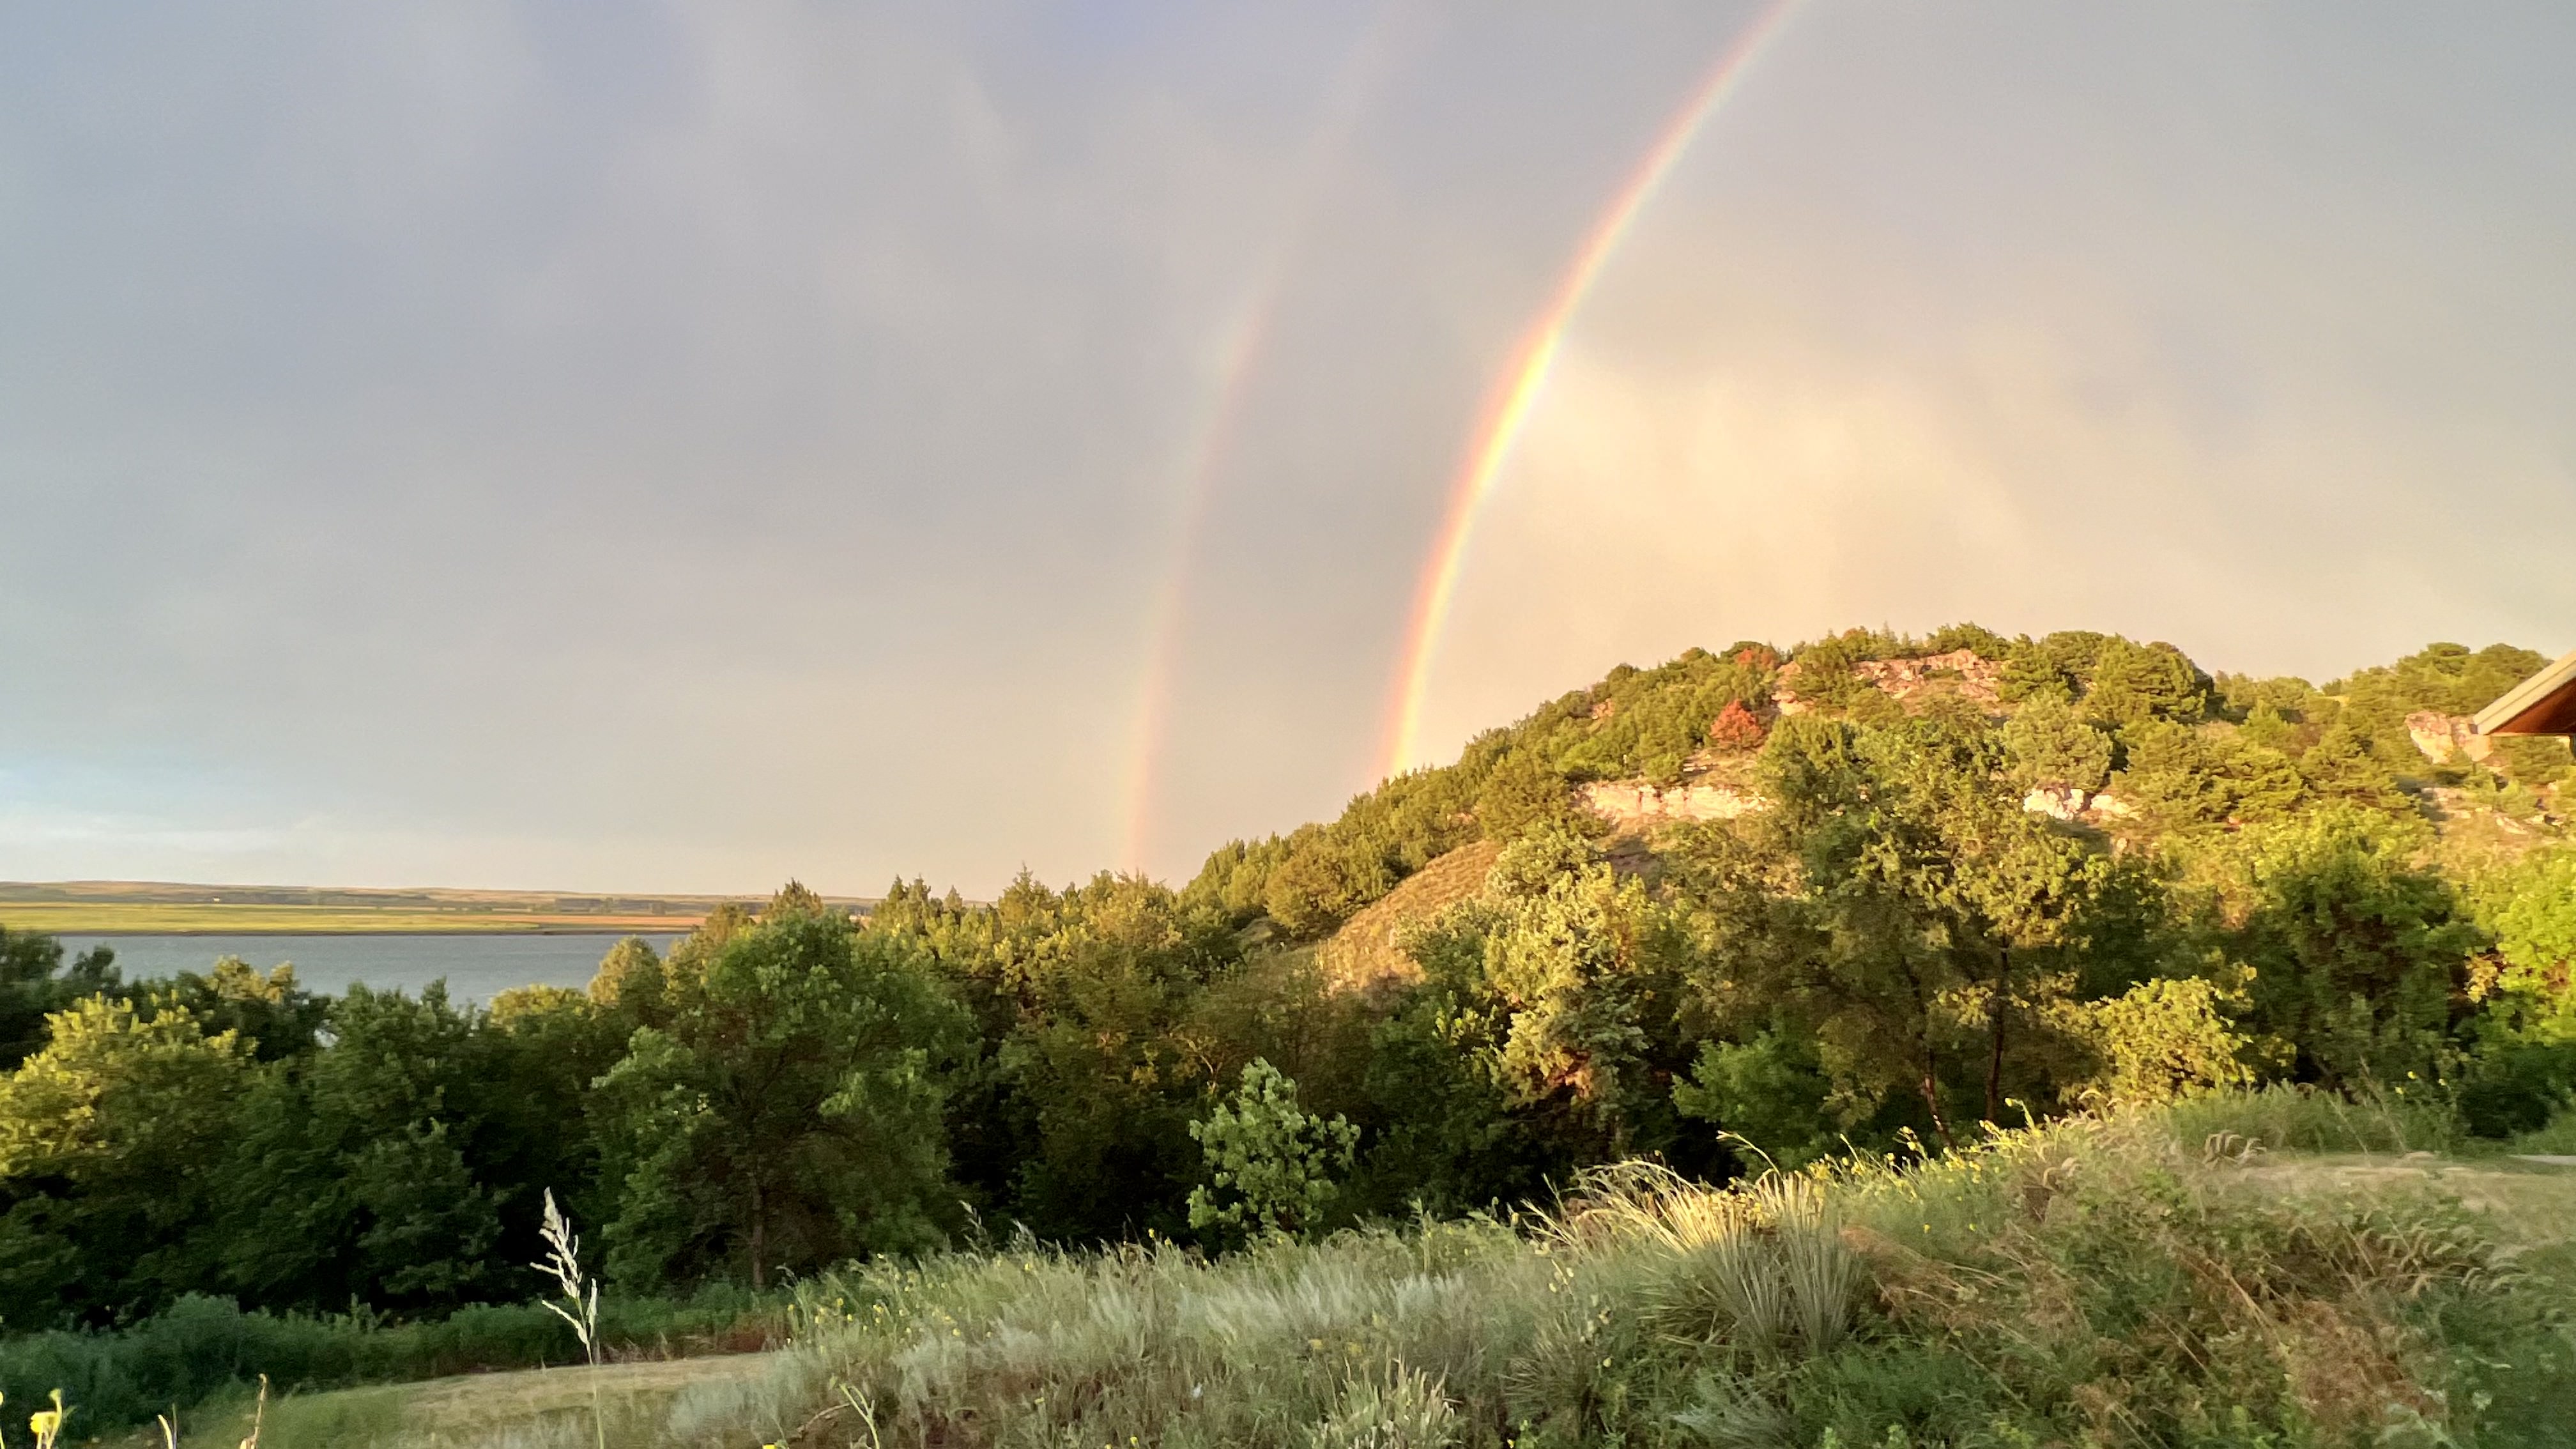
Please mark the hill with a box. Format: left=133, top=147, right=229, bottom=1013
left=1272, top=628, right=2568, bottom=983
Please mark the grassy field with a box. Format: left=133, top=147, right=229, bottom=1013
left=124, top=1354, right=779, bottom=1448
left=77, top=1093, right=2571, bottom=1449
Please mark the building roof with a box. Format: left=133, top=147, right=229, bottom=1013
left=2474, top=647, right=2576, bottom=737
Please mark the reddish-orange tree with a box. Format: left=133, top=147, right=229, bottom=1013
left=1709, top=700, right=1768, bottom=752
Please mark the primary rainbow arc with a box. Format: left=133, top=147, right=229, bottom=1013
left=1377, top=0, right=1801, bottom=779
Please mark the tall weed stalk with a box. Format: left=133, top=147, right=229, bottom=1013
left=532, top=1190, right=605, bottom=1449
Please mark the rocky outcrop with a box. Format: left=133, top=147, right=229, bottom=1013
left=1775, top=648, right=2006, bottom=714
left=2021, top=786, right=2133, bottom=824
left=2023, top=786, right=2088, bottom=821
left=2406, top=710, right=2492, bottom=764
left=1579, top=779, right=1762, bottom=829
left=1855, top=649, right=2005, bottom=705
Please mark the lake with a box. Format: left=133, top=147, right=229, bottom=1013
left=54, top=933, right=686, bottom=1004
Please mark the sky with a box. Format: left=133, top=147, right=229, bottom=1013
left=3, top=2, right=2572, bottom=896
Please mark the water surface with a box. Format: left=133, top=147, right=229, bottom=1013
left=55, top=933, right=684, bottom=1004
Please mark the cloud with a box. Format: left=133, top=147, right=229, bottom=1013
left=1, top=2, right=2569, bottom=890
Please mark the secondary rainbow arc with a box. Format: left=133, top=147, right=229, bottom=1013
left=1116, top=6, right=1420, bottom=875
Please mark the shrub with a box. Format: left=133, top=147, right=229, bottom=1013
left=1188, top=1059, right=1358, bottom=1243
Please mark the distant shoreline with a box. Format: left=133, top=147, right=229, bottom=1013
left=0, top=882, right=871, bottom=938
left=50, top=926, right=699, bottom=937
left=2, top=907, right=721, bottom=935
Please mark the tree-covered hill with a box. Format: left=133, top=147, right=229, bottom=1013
left=1191, top=627, right=2565, bottom=953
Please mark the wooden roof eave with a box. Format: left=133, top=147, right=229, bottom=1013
left=2473, top=647, right=2576, bottom=737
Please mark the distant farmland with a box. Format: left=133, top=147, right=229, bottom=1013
left=0, top=880, right=875, bottom=934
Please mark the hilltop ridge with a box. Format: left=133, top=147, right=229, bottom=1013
left=1192, top=625, right=2568, bottom=958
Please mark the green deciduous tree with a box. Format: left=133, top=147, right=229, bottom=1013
left=2076, top=974, right=2257, bottom=1107
left=1673, top=1029, right=1839, bottom=1169
left=150, top=958, right=326, bottom=1062
left=0, top=998, right=250, bottom=1326
left=1475, top=832, right=1671, bottom=1146
left=1186, top=1059, right=1356, bottom=1242
left=0, top=929, right=120, bottom=1071
left=2231, top=808, right=2478, bottom=1089
left=213, top=983, right=513, bottom=1314
left=1753, top=712, right=2135, bottom=1138
left=2469, top=846, right=2576, bottom=1045
left=595, top=893, right=973, bottom=1287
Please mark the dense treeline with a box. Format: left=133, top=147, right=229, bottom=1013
left=4, top=627, right=2574, bottom=1337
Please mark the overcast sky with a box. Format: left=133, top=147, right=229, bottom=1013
left=3, top=1, right=2571, bottom=895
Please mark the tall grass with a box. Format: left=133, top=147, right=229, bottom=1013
left=682, top=1094, right=2565, bottom=1449
left=2161, top=1080, right=2459, bottom=1156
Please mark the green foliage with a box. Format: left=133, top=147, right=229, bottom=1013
left=762, top=1112, right=2573, bottom=1449
left=2113, top=718, right=2305, bottom=829
left=1998, top=630, right=2112, bottom=704
left=1749, top=709, right=2142, bottom=1137
left=595, top=894, right=974, bottom=1288
left=148, top=958, right=327, bottom=1062
left=1195, top=767, right=1487, bottom=939
left=0, top=928, right=120, bottom=1071
left=1998, top=693, right=2111, bottom=795
left=2159, top=1080, right=2458, bottom=1154
left=0, top=997, right=250, bottom=1328
left=2474, top=845, right=2576, bottom=1039
left=1921, top=621, right=2011, bottom=658
left=1673, top=1029, right=1838, bottom=1169
left=586, top=935, right=671, bottom=1029
left=2297, top=716, right=2410, bottom=807
left=2229, top=808, right=2481, bottom=1090
left=1476, top=834, right=1678, bottom=1146
left=1186, top=1059, right=1357, bottom=1241
left=1786, top=630, right=1876, bottom=710
left=2082, top=636, right=2211, bottom=727
left=2490, top=733, right=2575, bottom=790
left=2338, top=640, right=2547, bottom=722
left=2074, top=974, right=2257, bottom=1107
left=1, top=627, right=2570, bottom=1439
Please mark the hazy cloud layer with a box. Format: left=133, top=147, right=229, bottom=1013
left=3, top=2, right=2570, bottom=892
